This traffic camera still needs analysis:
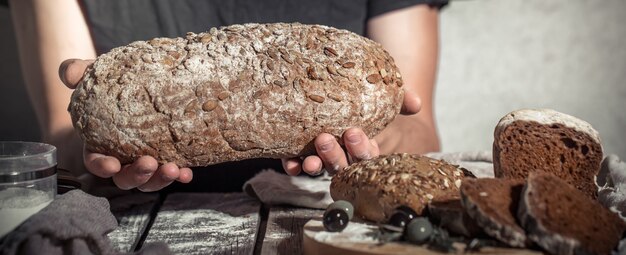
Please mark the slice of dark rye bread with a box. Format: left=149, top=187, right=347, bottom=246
left=518, top=173, right=625, bottom=255
left=460, top=178, right=530, bottom=248
left=428, top=198, right=483, bottom=237
left=493, top=109, right=603, bottom=199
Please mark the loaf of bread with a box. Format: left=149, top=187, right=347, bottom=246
left=518, top=172, right=625, bottom=255
left=460, top=178, right=528, bottom=248
left=69, top=23, right=404, bottom=167
left=493, top=109, right=603, bottom=198
left=330, top=153, right=473, bottom=223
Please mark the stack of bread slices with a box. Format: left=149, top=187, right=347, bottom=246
left=331, top=108, right=625, bottom=255
left=458, top=109, right=624, bottom=255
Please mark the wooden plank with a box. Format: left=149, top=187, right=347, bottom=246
left=108, top=193, right=160, bottom=253
left=142, top=192, right=260, bottom=255
left=261, top=206, right=323, bottom=255
left=302, top=219, right=544, bottom=255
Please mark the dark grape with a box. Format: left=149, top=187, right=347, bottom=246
left=327, top=200, right=354, bottom=220
left=323, top=209, right=349, bottom=232
left=388, top=205, right=418, bottom=229
left=389, top=211, right=412, bottom=229
left=396, top=205, right=418, bottom=219
left=405, top=217, right=434, bottom=244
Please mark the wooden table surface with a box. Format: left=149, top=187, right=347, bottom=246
left=107, top=192, right=322, bottom=255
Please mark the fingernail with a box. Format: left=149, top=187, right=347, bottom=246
left=357, top=152, right=371, bottom=160
left=285, top=160, right=299, bottom=169
left=161, top=174, right=175, bottom=181
left=311, top=162, right=324, bottom=176
left=138, top=168, right=153, bottom=176
left=58, top=59, right=73, bottom=84
left=415, top=95, right=422, bottom=109
left=319, top=141, right=335, bottom=152
left=137, top=187, right=154, bottom=192
left=309, top=169, right=324, bottom=176
left=346, top=134, right=361, bottom=144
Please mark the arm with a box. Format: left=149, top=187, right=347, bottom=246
left=10, top=0, right=193, bottom=192
left=9, top=0, right=97, bottom=174
left=367, top=4, right=441, bottom=154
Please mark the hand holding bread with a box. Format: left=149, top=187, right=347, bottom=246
left=60, top=59, right=194, bottom=192
left=62, top=23, right=416, bottom=190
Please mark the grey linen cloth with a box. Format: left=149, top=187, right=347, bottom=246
left=243, top=151, right=495, bottom=209
left=594, top=154, right=626, bottom=255
left=597, top=154, right=626, bottom=218
left=0, top=189, right=171, bottom=255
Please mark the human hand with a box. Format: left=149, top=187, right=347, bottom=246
left=59, top=59, right=193, bottom=192
left=400, top=89, right=422, bottom=115
left=280, top=89, right=425, bottom=176
left=281, top=127, right=380, bottom=176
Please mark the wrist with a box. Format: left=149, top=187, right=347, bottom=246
left=45, top=127, right=86, bottom=176
left=375, top=113, right=440, bottom=155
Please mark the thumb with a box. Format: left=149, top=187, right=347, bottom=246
left=400, top=90, right=421, bottom=115
left=59, top=59, right=94, bottom=89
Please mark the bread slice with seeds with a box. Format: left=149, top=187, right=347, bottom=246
left=493, top=109, right=603, bottom=198
left=330, top=153, right=473, bottom=223
left=460, top=177, right=529, bottom=248
left=518, top=172, right=625, bottom=255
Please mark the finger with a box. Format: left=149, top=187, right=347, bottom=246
left=343, top=128, right=375, bottom=162
left=313, top=133, right=348, bottom=174
left=281, top=158, right=302, bottom=176
left=400, top=90, right=422, bottom=115
left=369, top=139, right=381, bottom=158
left=59, top=59, right=94, bottom=89
left=302, top=156, right=323, bottom=176
left=137, top=163, right=181, bottom=192
left=177, top=167, right=194, bottom=183
left=111, top=156, right=159, bottom=190
left=83, top=148, right=121, bottom=178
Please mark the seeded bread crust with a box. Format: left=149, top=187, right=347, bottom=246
left=518, top=173, right=625, bottom=255
left=330, top=153, right=473, bottom=223
left=69, top=23, right=404, bottom=167
left=493, top=109, right=603, bottom=198
left=460, top=178, right=529, bottom=248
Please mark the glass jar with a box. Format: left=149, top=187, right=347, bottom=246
left=0, top=141, right=57, bottom=237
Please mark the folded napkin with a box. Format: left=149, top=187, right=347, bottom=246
left=244, top=169, right=334, bottom=209
left=243, top=151, right=495, bottom=209
left=0, top=189, right=171, bottom=255
left=597, top=154, right=626, bottom=218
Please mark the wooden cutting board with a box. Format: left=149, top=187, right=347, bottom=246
left=302, top=218, right=543, bottom=255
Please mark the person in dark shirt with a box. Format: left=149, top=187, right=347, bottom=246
left=9, top=0, right=446, bottom=194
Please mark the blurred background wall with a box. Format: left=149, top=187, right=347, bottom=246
left=435, top=0, right=626, bottom=157
left=1, top=0, right=625, bottom=156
